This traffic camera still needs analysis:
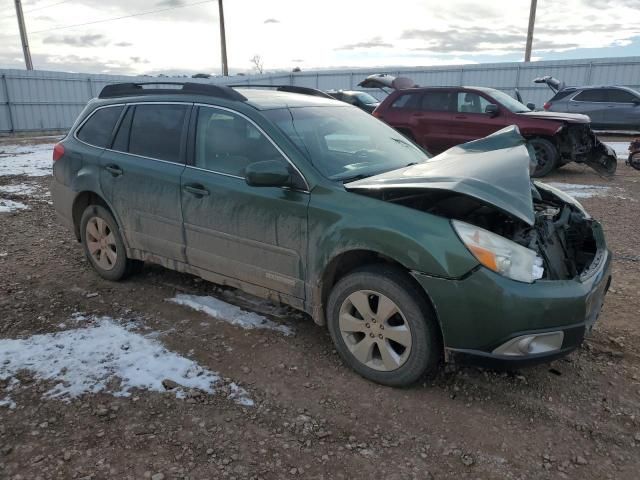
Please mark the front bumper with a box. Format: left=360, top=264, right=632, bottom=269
left=412, top=247, right=612, bottom=368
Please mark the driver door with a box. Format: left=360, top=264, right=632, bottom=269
left=180, top=106, right=310, bottom=299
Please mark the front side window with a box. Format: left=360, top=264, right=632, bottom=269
left=264, top=106, right=430, bottom=181
left=128, top=104, right=188, bottom=163
left=606, top=89, right=638, bottom=103
left=76, top=105, right=123, bottom=147
left=195, top=107, right=287, bottom=178
left=457, top=92, right=491, bottom=114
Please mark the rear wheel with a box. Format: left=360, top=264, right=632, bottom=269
left=529, top=137, right=559, bottom=178
left=80, top=205, right=142, bottom=281
left=326, top=265, right=441, bottom=387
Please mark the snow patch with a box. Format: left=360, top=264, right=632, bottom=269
left=168, top=294, right=293, bottom=336
left=0, top=315, right=252, bottom=407
left=604, top=142, right=632, bottom=161
left=0, top=198, right=28, bottom=213
left=0, top=183, right=38, bottom=196
left=0, top=143, right=54, bottom=177
left=545, top=182, right=611, bottom=199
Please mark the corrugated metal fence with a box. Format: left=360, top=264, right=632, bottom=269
left=2, top=56, right=640, bottom=133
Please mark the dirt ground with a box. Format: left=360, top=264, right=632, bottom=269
left=1, top=139, right=640, bottom=480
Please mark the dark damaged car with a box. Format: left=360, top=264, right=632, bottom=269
left=360, top=74, right=617, bottom=177
left=51, top=83, right=612, bottom=386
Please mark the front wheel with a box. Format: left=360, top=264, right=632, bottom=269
left=326, top=265, right=441, bottom=387
left=529, top=137, right=559, bottom=178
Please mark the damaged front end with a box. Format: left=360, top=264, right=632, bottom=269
left=557, top=123, right=617, bottom=176
left=345, top=126, right=607, bottom=283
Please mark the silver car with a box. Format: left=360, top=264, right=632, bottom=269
left=535, top=76, right=640, bottom=130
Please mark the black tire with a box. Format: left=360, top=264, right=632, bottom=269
left=326, top=265, right=441, bottom=387
left=80, top=205, right=142, bottom=281
left=529, top=137, right=559, bottom=178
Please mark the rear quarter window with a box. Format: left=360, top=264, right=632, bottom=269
left=76, top=105, right=123, bottom=147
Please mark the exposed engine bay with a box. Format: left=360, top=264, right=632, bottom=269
left=359, top=185, right=599, bottom=281
left=557, top=124, right=617, bottom=176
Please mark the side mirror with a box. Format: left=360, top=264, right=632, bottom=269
left=485, top=104, right=499, bottom=117
left=633, top=99, right=640, bottom=106
left=245, top=160, right=291, bottom=187
left=527, top=102, right=536, bottom=111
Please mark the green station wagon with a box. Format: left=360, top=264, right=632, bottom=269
left=51, top=82, right=612, bottom=386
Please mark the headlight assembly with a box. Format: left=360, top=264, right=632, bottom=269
left=452, top=220, right=544, bottom=283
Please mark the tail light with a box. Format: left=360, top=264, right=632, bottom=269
left=53, top=142, right=65, bottom=161
left=543, top=102, right=552, bottom=110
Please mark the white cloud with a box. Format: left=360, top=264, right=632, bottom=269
left=0, top=0, right=637, bottom=74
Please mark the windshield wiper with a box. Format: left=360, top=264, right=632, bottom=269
left=340, top=173, right=375, bottom=183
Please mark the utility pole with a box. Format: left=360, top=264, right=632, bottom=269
left=218, top=0, right=228, bottom=76
left=14, top=0, right=33, bottom=70
left=524, top=0, right=537, bottom=62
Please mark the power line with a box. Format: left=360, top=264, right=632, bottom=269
left=0, top=0, right=74, bottom=20
left=24, top=0, right=74, bottom=14
left=3, top=0, right=215, bottom=34
left=32, top=0, right=215, bottom=34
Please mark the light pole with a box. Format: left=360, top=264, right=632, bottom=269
left=218, top=0, right=228, bottom=76
left=14, top=0, right=33, bottom=70
left=524, top=0, right=537, bottom=62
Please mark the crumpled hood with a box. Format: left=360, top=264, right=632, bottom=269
left=517, top=111, right=590, bottom=123
left=345, top=126, right=536, bottom=226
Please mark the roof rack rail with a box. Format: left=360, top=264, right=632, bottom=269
left=228, top=84, right=333, bottom=99
left=98, top=82, right=247, bottom=101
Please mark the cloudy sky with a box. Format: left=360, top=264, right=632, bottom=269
left=0, top=0, right=639, bottom=75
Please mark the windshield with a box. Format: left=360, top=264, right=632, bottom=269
left=483, top=88, right=531, bottom=113
left=354, top=92, right=379, bottom=105
left=264, top=106, right=430, bottom=181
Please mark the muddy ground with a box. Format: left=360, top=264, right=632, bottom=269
left=1, top=139, right=639, bottom=479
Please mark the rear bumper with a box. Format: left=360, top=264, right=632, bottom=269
left=412, top=247, right=612, bottom=368
left=50, top=177, right=75, bottom=234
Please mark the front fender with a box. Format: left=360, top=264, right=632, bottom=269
left=307, top=186, right=478, bottom=288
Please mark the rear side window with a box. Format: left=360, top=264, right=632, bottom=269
left=573, top=89, right=607, bottom=102
left=422, top=91, right=453, bottom=112
left=76, top=106, right=123, bottom=147
left=127, top=104, right=188, bottom=163
left=391, top=93, right=420, bottom=109
left=606, top=89, right=638, bottom=103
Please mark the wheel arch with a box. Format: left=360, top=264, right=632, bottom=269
left=313, top=249, right=444, bottom=350
left=71, top=191, right=122, bottom=243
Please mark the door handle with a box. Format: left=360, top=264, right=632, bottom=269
left=183, top=184, right=210, bottom=197
left=104, top=164, right=123, bottom=176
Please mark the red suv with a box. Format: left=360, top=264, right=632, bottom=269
left=372, top=85, right=617, bottom=177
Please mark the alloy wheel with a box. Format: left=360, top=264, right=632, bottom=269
left=85, top=216, right=118, bottom=271
left=338, top=290, right=412, bottom=371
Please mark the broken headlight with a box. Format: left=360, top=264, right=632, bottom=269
left=452, top=220, right=544, bottom=283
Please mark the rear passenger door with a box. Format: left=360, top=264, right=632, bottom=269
left=180, top=105, right=309, bottom=300
left=568, top=89, right=608, bottom=124
left=412, top=90, right=455, bottom=153
left=100, top=102, right=190, bottom=262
